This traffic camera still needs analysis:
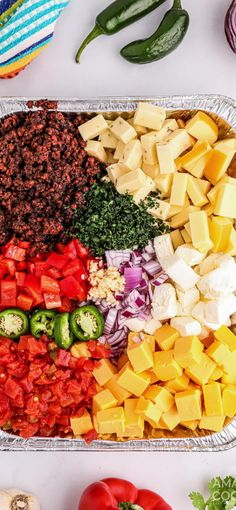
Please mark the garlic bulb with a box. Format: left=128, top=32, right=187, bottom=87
left=0, top=489, right=40, bottom=510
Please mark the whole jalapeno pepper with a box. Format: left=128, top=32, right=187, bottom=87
left=70, top=305, right=104, bottom=342
left=54, top=313, right=74, bottom=350
left=121, top=0, right=189, bottom=64
left=76, top=0, right=168, bottom=62
left=0, top=308, right=29, bottom=340
left=30, top=310, right=57, bottom=340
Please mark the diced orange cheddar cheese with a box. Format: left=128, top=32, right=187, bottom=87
left=206, top=341, right=236, bottom=374
left=117, top=353, right=129, bottom=371
left=203, top=203, right=215, bottom=217
left=176, top=141, right=210, bottom=171
left=147, top=369, right=159, bottom=384
left=93, top=389, right=118, bottom=413
left=185, top=353, right=216, bottom=385
left=221, top=373, right=236, bottom=385
left=214, top=326, right=236, bottom=353
left=71, top=342, right=91, bottom=358
left=144, top=385, right=174, bottom=411
left=210, top=366, right=224, bottom=381
left=96, top=407, right=125, bottom=435
left=155, top=323, right=179, bottom=351
left=175, top=389, right=202, bottom=421
left=93, top=359, right=117, bottom=386
left=209, top=216, right=232, bottom=252
left=70, top=410, right=93, bottom=436
left=214, top=183, right=236, bottom=219
left=165, top=373, right=190, bottom=393
left=186, top=112, right=218, bottom=144
left=204, top=149, right=235, bottom=185
left=105, top=374, right=131, bottom=405
left=174, top=335, right=204, bottom=368
left=222, top=385, right=236, bottom=418
left=117, top=398, right=144, bottom=438
left=127, top=338, right=154, bottom=373
left=187, top=176, right=209, bottom=207
left=202, top=382, right=224, bottom=416
left=160, top=405, right=180, bottom=431
left=181, top=420, right=199, bottom=431
left=117, top=363, right=151, bottom=397
left=199, top=412, right=225, bottom=432
left=153, top=351, right=183, bottom=381
left=136, top=396, right=162, bottom=427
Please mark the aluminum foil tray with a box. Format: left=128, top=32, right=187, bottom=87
left=0, top=94, right=235, bottom=451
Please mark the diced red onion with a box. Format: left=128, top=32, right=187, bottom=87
left=142, top=260, right=161, bottom=276
left=103, top=308, right=118, bottom=334
left=124, top=266, right=142, bottom=292
left=144, top=241, right=155, bottom=255
left=152, top=272, right=169, bottom=286
left=105, top=249, right=131, bottom=268
left=142, top=252, right=153, bottom=262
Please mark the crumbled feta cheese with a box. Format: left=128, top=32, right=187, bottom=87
left=197, top=258, right=236, bottom=299
left=176, top=243, right=207, bottom=266
left=161, top=253, right=200, bottom=291
left=170, top=316, right=202, bottom=336
left=152, top=283, right=177, bottom=321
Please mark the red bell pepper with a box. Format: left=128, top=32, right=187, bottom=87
left=78, top=478, right=172, bottom=510
left=46, top=252, right=69, bottom=269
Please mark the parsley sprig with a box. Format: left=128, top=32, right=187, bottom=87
left=190, top=476, right=236, bottom=510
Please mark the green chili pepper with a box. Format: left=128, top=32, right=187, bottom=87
left=30, top=310, right=57, bottom=340
left=70, top=305, right=104, bottom=341
left=121, top=0, right=189, bottom=64
left=76, top=0, right=168, bottom=62
left=54, top=313, right=74, bottom=350
left=0, top=308, right=29, bottom=340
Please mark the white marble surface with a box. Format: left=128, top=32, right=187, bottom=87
left=0, top=0, right=236, bottom=508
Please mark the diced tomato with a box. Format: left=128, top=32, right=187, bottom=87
left=4, top=377, right=22, bottom=399
left=40, top=275, right=60, bottom=294
left=56, top=350, right=70, bottom=367
left=84, top=428, right=98, bottom=445
left=58, top=297, right=75, bottom=313
left=63, top=258, right=87, bottom=278
left=74, top=239, right=90, bottom=259
left=63, top=240, right=77, bottom=260
left=0, top=280, right=17, bottom=307
left=43, top=293, right=62, bottom=310
left=34, top=261, right=50, bottom=278
left=5, top=244, right=26, bottom=262
left=20, top=377, right=34, bottom=393
left=15, top=271, right=26, bottom=286
left=88, top=341, right=110, bottom=359
left=74, top=270, right=88, bottom=283
left=17, top=293, right=33, bottom=311
left=28, top=337, right=48, bottom=356
left=76, top=282, right=87, bottom=302
left=27, top=262, right=35, bottom=274
left=46, top=252, right=69, bottom=269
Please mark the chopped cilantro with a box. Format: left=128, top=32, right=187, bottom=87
left=189, top=476, right=236, bottom=510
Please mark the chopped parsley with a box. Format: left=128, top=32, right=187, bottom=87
left=72, top=182, right=169, bottom=256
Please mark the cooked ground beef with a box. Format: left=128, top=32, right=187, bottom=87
left=0, top=110, right=105, bottom=255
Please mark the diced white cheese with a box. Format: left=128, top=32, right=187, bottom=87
left=152, top=283, right=177, bottom=321
left=110, top=117, right=137, bottom=144
left=114, top=141, right=125, bottom=160
left=154, top=234, right=174, bottom=264
left=85, top=141, right=107, bottom=163
left=144, top=317, right=162, bottom=335
left=99, top=129, right=118, bottom=149
left=148, top=199, right=171, bottom=220
left=134, top=102, right=166, bottom=131
left=79, top=114, right=108, bottom=140
left=176, top=286, right=200, bottom=309
left=156, top=143, right=176, bottom=174
left=170, top=316, right=202, bottom=336
left=161, top=253, right=200, bottom=291
left=204, top=294, right=236, bottom=325
left=176, top=303, right=195, bottom=317
left=191, top=302, right=205, bottom=324
left=125, top=318, right=146, bottom=332
left=197, top=258, right=236, bottom=299
left=175, top=244, right=207, bottom=267
left=197, top=253, right=224, bottom=276
left=164, top=129, right=193, bottom=159
left=119, top=139, right=142, bottom=170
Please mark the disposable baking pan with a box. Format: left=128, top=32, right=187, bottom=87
left=0, top=94, right=235, bottom=451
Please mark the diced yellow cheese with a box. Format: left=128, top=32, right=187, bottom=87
left=174, top=335, right=204, bottom=369
left=199, top=412, right=225, bottom=432
left=196, top=178, right=211, bottom=195
left=105, top=374, right=131, bottom=405
left=154, top=174, right=173, bottom=196
left=221, top=373, right=236, bottom=385
left=153, top=351, right=183, bottom=381
left=181, top=229, right=192, bottom=243
left=189, top=210, right=213, bottom=252
left=177, top=141, right=211, bottom=171
left=222, top=385, right=236, bottom=418
left=141, top=133, right=159, bottom=165
left=132, top=176, right=155, bottom=204
left=209, top=216, right=232, bottom=252
left=70, top=410, right=93, bottom=436
left=203, top=382, right=224, bottom=416
left=206, top=341, right=236, bottom=374
left=117, top=363, right=151, bottom=397
left=96, top=407, right=125, bottom=435
left=118, top=398, right=144, bottom=438
left=165, top=374, right=190, bottom=393
left=214, top=138, right=236, bottom=151
left=170, top=206, right=200, bottom=229
left=93, top=359, right=117, bottom=386
left=170, top=229, right=185, bottom=249
left=210, top=366, right=224, bottom=381
left=128, top=117, right=148, bottom=136
left=116, top=168, right=146, bottom=194
left=186, top=111, right=218, bottom=144
left=110, top=117, right=137, bottom=144
left=79, top=114, right=108, bottom=140
left=147, top=199, right=171, bottom=221
left=170, top=173, right=188, bottom=206
left=70, top=342, right=91, bottom=358
left=119, top=139, right=142, bottom=170
left=187, top=151, right=212, bottom=178
left=226, top=227, right=236, bottom=256
left=165, top=129, right=193, bottom=159
left=147, top=369, right=159, bottom=384
left=107, top=163, right=130, bottom=184
left=156, top=143, right=176, bottom=174
left=99, top=129, right=118, bottom=149
left=167, top=195, right=190, bottom=219
left=144, top=385, right=174, bottom=412
left=175, top=389, right=202, bottom=421
left=187, top=176, right=209, bottom=207
left=139, top=333, right=156, bottom=352
left=141, top=119, right=178, bottom=146
left=106, top=151, right=116, bottom=165
left=214, top=326, right=236, bottom=353
left=203, top=203, right=215, bottom=217
left=185, top=353, right=216, bottom=385
left=181, top=420, right=199, bottom=431
left=204, top=149, right=235, bottom=185
left=214, top=183, right=236, bottom=219
left=142, top=163, right=160, bottom=180
left=134, top=102, right=166, bottom=130
left=127, top=338, right=154, bottom=373
left=85, top=141, right=107, bottom=163
left=155, top=323, right=179, bottom=351
left=136, top=396, right=162, bottom=426
left=114, top=140, right=125, bottom=160
left=93, top=389, right=118, bottom=413
left=159, top=405, right=180, bottom=430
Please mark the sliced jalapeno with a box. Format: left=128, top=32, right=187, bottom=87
left=0, top=308, right=29, bottom=340
left=30, top=310, right=57, bottom=340
left=54, top=313, right=74, bottom=350
left=70, top=305, right=104, bottom=341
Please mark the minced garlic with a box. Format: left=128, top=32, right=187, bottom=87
left=89, top=264, right=125, bottom=306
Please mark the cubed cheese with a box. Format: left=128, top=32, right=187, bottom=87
left=79, top=114, right=108, bottom=140
left=116, top=168, right=146, bottom=194
left=170, top=173, right=188, bottom=206
left=142, top=163, right=160, bottom=180
left=119, top=139, right=142, bottom=170
left=176, top=244, right=206, bottom=266
left=186, top=111, right=218, bottom=144
left=70, top=410, right=93, bottom=436
left=170, top=205, right=200, bottom=229
left=197, top=258, right=236, bottom=298
left=187, top=175, right=209, bottom=207
left=176, top=141, right=211, bottom=172
left=99, top=129, right=118, bottom=149
left=118, top=398, right=144, bottom=438
left=189, top=210, right=213, bottom=253
left=181, top=420, right=199, bottom=431
left=214, top=138, right=236, bottom=151
left=93, top=359, right=117, bottom=386
left=128, top=117, right=148, bottom=136
left=222, top=385, right=236, bottom=418
left=226, top=227, right=236, bottom=256
left=170, top=229, right=185, bottom=250
left=132, top=175, right=155, bottom=204
left=93, top=389, right=118, bottom=413
left=202, top=382, right=223, bottom=416
left=105, top=374, right=131, bottom=405
left=204, top=149, right=235, bottom=185
left=125, top=318, right=146, bottom=333
left=153, top=350, right=183, bottom=381
left=196, top=178, right=211, bottom=195
left=176, top=287, right=200, bottom=310
left=214, top=325, right=236, bottom=353
left=154, top=234, right=174, bottom=263
left=210, top=366, right=224, bottom=381
left=161, top=253, right=200, bottom=291
left=114, top=140, right=125, bottom=160
left=135, top=396, right=162, bottom=427
left=141, top=133, right=158, bottom=165
left=107, top=163, right=130, bottom=184
left=181, top=229, right=192, bottom=243
left=117, top=363, right=151, bottom=397
left=134, top=102, right=166, bottom=130
left=147, top=199, right=171, bottom=220
left=214, top=183, right=236, bottom=218
left=144, top=385, right=174, bottom=411
left=70, top=342, right=91, bottom=358
left=209, top=216, right=232, bottom=253
left=85, top=141, right=108, bottom=163
left=152, top=283, right=178, bottom=321
left=204, top=295, right=236, bottom=326
left=154, top=174, right=173, bottom=196
left=174, top=335, right=203, bottom=368
left=187, top=152, right=212, bottom=178
left=127, top=338, right=154, bottom=373
left=167, top=195, right=190, bottom=219
left=165, top=374, right=190, bottom=393
left=199, top=413, right=225, bottom=432
left=206, top=341, right=236, bottom=374
left=175, top=389, right=202, bottom=421
left=159, top=405, right=180, bottom=430
left=155, top=323, right=179, bottom=351
left=110, top=117, right=137, bottom=144
left=165, top=129, right=193, bottom=158
left=185, top=353, right=216, bottom=385
left=156, top=143, right=176, bottom=174
left=144, top=318, right=162, bottom=336
left=96, top=407, right=125, bottom=435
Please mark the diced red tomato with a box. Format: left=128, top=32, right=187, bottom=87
left=46, top=252, right=69, bottom=269
left=58, top=297, right=75, bottom=313
left=84, top=428, right=98, bottom=445
left=88, top=341, right=110, bottom=359
left=43, top=293, right=62, bottom=310
left=1, top=281, right=17, bottom=307
left=17, top=294, right=33, bottom=311
left=4, top=377, right=22, bottom=399
left=16, top=261, right=27, bottom=271
left=15, top=272, right=26, bottom=286
left=40, top=275, right=60, bottom=294
left=74, top=239, right=90, bottom=259
left=5, top=244, right=26, bottom=262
